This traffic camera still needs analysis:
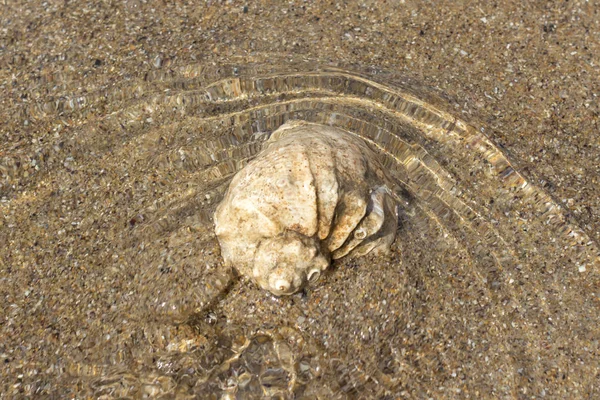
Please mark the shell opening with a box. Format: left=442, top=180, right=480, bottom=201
left=307, top=269, right=321, bottom=284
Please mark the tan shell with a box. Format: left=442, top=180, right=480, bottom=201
left=214, top=121, right=398, bottom=295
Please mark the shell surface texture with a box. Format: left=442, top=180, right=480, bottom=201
left=214, top=121, right=399, bottom=295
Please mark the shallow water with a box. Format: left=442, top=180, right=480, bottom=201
left=1, top=62, right=599, bottom=398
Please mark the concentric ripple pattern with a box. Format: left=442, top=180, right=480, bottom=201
left=1, top=63, right=598, bottom=398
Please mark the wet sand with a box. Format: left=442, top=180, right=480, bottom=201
left=1, top=1, right=599, bottom=398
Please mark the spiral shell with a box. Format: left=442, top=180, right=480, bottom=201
left=214, top=121, right=398, bottom=295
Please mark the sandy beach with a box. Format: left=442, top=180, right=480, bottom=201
left=1, top=1, right=599, bottom=398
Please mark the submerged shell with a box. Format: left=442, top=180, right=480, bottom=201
left=214, top=121, right=398, bottom=295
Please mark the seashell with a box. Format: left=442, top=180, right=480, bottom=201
left=214, top=121, right=398, bottom=295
